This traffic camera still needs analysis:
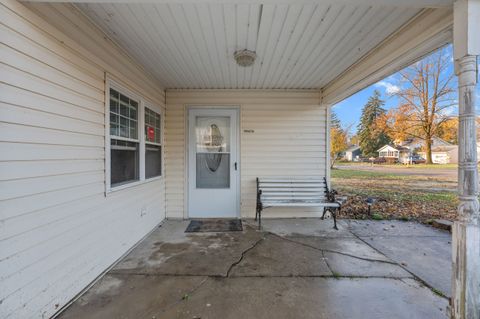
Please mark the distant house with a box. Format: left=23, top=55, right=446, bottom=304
left=418, top=142, right=480, bottom=164
left=377, top=138, right=460, bottom=164
left=419, top=145, right=459, bottom=164
left=396, top=137, right=451, bottom=150
left=377, top=145, right=411, bottom=163
left=344, top=145, right=361, bottom=161
left=413, top=138, right=462, bottom=164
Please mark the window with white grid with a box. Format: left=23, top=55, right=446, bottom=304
left=109, top=88, right=140, bottom=187
left=106, top=81, right=163, bottom=192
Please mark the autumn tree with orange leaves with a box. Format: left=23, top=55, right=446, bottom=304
left=384, top=47, right=456, bottom=164
left=330, top=111, right=349, bottom=168
left=437, top=117, right=458, bottom=144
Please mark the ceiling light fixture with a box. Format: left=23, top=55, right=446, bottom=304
left=234, top=50, right=256, bottom=67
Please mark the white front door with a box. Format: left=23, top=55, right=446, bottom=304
left=188, top=108, right=239, bottom=218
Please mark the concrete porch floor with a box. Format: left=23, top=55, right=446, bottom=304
left=59, top=219, right=451, bottom=319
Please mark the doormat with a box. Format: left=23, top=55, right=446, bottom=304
left=185, top=219, right=243, bottom=233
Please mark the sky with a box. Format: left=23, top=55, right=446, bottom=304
left=332, top=45, right=480, bottom=133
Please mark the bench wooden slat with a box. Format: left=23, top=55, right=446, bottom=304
left=256, top=176, right=341, bottom=230
left=260, top=187, right=326, bottom=193
left=261, top=192, right=325, bottom=196
left=259, top=179, right=324, bottom=183
left=262, top=202, right=340, bottom=207
left=262, top=196, right=326, bottom=201
left=259, top=183, right=325, bottom=188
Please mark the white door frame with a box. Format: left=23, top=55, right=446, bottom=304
left=185, top=105, right=241, bottom=218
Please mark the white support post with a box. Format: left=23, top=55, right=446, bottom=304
left=452, top=1, right=480, bottom=318
left=325, top=102, right=332, bottom=188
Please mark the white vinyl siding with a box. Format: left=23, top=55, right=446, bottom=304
left=0, top=1, right=165, bottom=318
left=165, top=90, right=326, bottom=219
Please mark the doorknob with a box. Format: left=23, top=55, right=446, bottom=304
left=234, top=162, right=238, bottom=170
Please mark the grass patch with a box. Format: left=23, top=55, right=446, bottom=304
left=431, top=288, right=446, bottom=298
left=331, top=271, right=341, bottom=279
left=335, top=163, right=459, bottom=169
left=331, top=169, right=410, bottom=180
left=400, top=163, right=458, bottom=169
left=371, top=213, right=383, bottom=220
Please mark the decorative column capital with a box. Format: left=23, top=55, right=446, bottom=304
left=454, top=55, right=478, bottom=79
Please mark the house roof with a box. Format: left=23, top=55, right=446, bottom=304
left=377, top=144, right=410, bottom=152
left=345, top=145, right=361, bottom=152
left=432, top=137, right=453, bottom=147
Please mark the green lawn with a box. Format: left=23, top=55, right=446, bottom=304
left=336, top=162, right=458, bottom=169
left=331, top=169, right=410, bottom=180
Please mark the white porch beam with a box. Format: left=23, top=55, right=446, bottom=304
left=452, top=1, right=480, bottom=318
left=321, top=8, right=453, bottom=105
left=21, top=0, right=453, bottom=8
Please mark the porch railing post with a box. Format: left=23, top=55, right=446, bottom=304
left=452, top=1, right=480, bottom=317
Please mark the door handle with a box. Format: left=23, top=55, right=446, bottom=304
left=234, top=162, right=238, bottom=170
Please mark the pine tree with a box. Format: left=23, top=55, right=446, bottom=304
left=357, top=90, right=391, bottom=157
left=330, top=110, right=348, bottom=168
left=331, top=111, right=341, bottom=130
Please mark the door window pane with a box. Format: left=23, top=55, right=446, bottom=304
left=195, top=116, right=230, bottom=188
left=195, top=117, right=230, bottom=153
left=196, top=154, right=230, bottom=188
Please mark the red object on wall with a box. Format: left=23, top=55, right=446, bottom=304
left=147, top=126, right=155, bottom=141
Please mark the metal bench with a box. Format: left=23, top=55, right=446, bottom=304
left=255, top=177, right=341, bottom=230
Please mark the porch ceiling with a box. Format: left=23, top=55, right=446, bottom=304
left=73, top=3, right=422, bottom=90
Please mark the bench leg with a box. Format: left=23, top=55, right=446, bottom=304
left=258, top=210, right=262, bottom=230
left=321, top=207, right=327, bottom=220
left=332, top=207, right=339, bottom=230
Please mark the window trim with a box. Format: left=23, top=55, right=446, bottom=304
left=105, top=78, right=163, bottom=194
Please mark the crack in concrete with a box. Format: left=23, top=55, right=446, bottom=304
left=267, top=231, right=400, bottom=266
left=152, top=277, right=209, bottom=316
left=107, top=273, right=414, bottom=280
left=321, top=250, right=335, bottom=276
left=225, top=235, right=265, bottom=277
left=229, top=275, right=415, bottom=280
left=108, top=272, right=225, bottom=277
left=358, top=235, right=449, bottom=238
left=349, top=229, right=450, bottom=300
